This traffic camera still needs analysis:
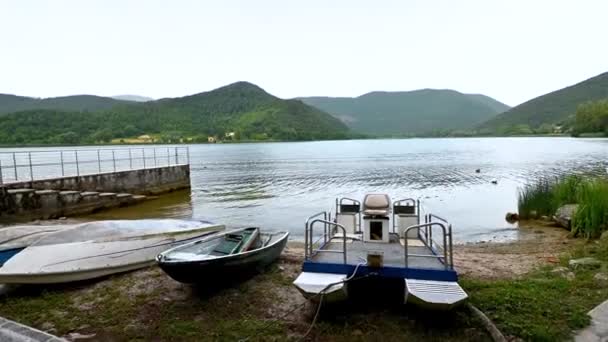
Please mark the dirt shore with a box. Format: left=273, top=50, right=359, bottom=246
left=454, top=220, right=577, bottom=279
left=0, top=220, right=577, bottom=341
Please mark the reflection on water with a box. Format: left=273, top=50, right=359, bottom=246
left=85, top=190, right=193, bottom=220
left=4, top=138, right=607, bottom=242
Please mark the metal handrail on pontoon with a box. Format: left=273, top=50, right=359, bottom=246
left=402, top=222, right=453, bottom=270
left=424, top=213, right=454, bottom=268
left=392, top=198, right=420, bottom=234
left=335, top=197, right=362, bottom=233
left=304, top=211, right=327, bottom=258
left=306, top=219, right=348, bottom=264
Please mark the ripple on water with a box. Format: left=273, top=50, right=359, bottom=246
left=30, top=138, right=607, bottom=242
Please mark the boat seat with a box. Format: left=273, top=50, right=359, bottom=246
left=398, top=215, right=420, bottom=238
left=337, top=213, right=357, bottom=234
left=212, top=228, right=259, bottom=255
left=363, top=194, right=391, bottom=216
left=212, top=235, right=244, bottom=255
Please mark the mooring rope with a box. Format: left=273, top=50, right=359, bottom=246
left=239, top=262, right=369, bottom=342
left=299, top=262, right=368, bottom=341
left=466, top=302, right=507, bottom=342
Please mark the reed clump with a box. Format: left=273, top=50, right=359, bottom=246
left=518, top=175, right=608, bottom=237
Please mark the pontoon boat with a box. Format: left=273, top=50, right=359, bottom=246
left=293, top=194, right=467, bottom=310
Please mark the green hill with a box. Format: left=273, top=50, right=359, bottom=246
left=0, top=94, right=130, bottom=115
left=478, top=72, right=608, bottom=133
left=298, top=89, right=509, bottom=135
left=0, top=82, right=350, bottom=145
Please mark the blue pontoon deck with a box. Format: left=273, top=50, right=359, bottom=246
left=293, top=194, right=468, bottom=310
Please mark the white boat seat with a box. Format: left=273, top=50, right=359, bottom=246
left=398, top=215, right=420, bottom=238
left=337, top=213, right=357, bottom=234
left=363, top=194, right=391, bottom=216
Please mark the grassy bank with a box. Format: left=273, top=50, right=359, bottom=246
left=518, top=175, right=608, bottom=237
left=463, top=236, right=608, bottom=341
left=0, top=251, right=488, bottom=341
left=0, top=236, right=605, bottom=341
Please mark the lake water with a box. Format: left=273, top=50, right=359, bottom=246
left=3, top=138, right=608, bottom=242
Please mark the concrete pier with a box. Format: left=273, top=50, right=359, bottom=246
left=2, top=164, right=190, bottom=195
left=0, top=165, right=191, bottom=221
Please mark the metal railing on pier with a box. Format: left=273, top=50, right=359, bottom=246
left=0, top=146, right=189, bottom=184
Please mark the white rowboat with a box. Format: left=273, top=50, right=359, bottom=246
left=0, top=219, right=224, bottom=284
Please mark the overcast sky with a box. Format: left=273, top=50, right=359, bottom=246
left=1, top=0, right=607, bottom=106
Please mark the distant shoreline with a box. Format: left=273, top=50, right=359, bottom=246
left=2, top=134, right=606, bottom=149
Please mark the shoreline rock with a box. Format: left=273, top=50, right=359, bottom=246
left=554, top=204, right=578, bottom=230
left=569, top=257, right=601, bottom=270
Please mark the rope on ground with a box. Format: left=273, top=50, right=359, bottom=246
left=240, top=262, right=369, bottom=342
left=466, top=302, right=507, bottom=342
left=299, top=262, right=368, bottom=341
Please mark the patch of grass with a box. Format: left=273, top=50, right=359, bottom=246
left=573, top=180, right=608, bottom=238
left=312, top=306, right=488, bottom=341
left=552, top=174, right=581, bottom=206
left=462, top=238, right=608, bottom=341
left=0, top=262, right=490, bottom=341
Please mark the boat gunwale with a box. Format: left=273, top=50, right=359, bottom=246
left=157, top=229, right=290, bottom=264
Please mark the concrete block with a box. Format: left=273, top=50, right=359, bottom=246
left=80, top=191, right=99, bottom=197
left=7, top=188, right=38, bottom=215
left=116, top=193, right=134, bottom=206
left=58, top=191, right=80, bottom=195
left=34, top=189, right=57, bottom=195
left=36, top=190, right=60, bottom=219
left=132, top=195, right=147, bottom=202
left=7, top=189, right=36, bottom=195
left=98, top=192, right=116, bottom=198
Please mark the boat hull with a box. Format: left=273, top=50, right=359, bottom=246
left=158, top=232, right=288, bottom=284
left=0, top=247, right=25, bottom=267
left=0, top=224, right=70, bottom=266
left=293, top=272, right=348, bottom=303
left=0, top=220, right=224, bottom=284
left=405, top=278, right=468, bottom=310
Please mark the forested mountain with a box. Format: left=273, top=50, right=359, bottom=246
left=0, top=82, right=350, bottom=145
left=478, top=72, right=608, bottom=133
left=0, top=94, right=129, bottom=115
left=299, top=89, right=509, bottom=135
